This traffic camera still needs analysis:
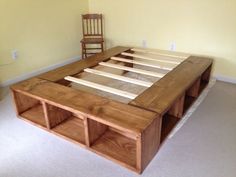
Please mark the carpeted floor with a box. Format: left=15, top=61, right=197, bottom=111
left=0, top=81, right=236, bottom=177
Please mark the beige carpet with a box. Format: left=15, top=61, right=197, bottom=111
left=0, top=81, right=236, bottom=177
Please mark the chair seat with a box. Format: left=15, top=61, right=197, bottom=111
left=81, top=38, right=104, bottom=44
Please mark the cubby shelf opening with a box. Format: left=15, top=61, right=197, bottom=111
left=45, top=103, right=86, bottom=145
left=13, top=91, right=47, bottom=128
left=183, top=95, right=196, bottom=114
left=52, top=116, right=85, bottom=145
left=199, top=80, right=209, bottom=94
left=90, top=127, right=137, bottom=169
left=20, top=103, right=47, bottom=127
left=160, top=114, right=180, bottom=143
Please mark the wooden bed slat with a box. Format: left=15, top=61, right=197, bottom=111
left=99, top=62, right=165, bottom=78
left=38, top=46, right=130, bottom=82
left=122, top=52, right=181, bottom=64
left=84, top=68, right=153, bottom=87
left=65, top=76, right=137, bottom=99
left=110, top=57, right=173, bottom=71
left=130, top=56, right=213, bottom=114
left=131, top=48, right=188, bottom=60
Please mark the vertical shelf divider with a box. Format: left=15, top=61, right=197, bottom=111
left=84, top=117, right=90, bottom=147
left=168, top=93, right=185, bottom=118
left=42, top=101, right=51, bottom=129
left=187, top=77, right=201, bottom=98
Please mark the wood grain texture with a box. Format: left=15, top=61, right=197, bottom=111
left=168, top=93, right=185, bottom=118
left=45, top=103, right=72, bottom=129
left=91, top=129, right=137, bottom=168
left=13, top=91, right=40, bottom=114
left=52, top=116, right=85, bottom=144
left=140, top=117, right=162, bottom=172
left=38, top=46, right=131, bottom=82
left=186, top=77, right=201, bottom=98
left=20, top=104, right=47, bottom=127
left=109, top=127, right=138, bottom=140
left=11, top=77, right=157, bottom=134
left=130, top=56, right=213, bottom=115
left=87, top=118, right=108, bottom=145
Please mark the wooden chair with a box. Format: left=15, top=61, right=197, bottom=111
left=81, top=14, right=104, bottom=59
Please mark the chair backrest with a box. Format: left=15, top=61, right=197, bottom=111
left=82, top=14, right=103, bottom=38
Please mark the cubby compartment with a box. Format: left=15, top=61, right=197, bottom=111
left=87, top=118, right=137, bottom=169
left=183, top=77, right=201, bottom=113
left=92, top=129, right=137, bottom=168
left=199, top=65, right=212, bottom=94
left=160, top=114, right=180, bottom=142
left=45, top=103, right=86, bottom=145
left=13, top=91, right=47, bottom=128
left=184, top=95, right=196, bottom=113
left=52, top=116, right=85, bottom=144
left=160, top=66, right=212, bottom=142
left=160, top=94, right=185, bottom=142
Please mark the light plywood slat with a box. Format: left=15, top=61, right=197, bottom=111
left=131, top=48, right=188, bottom=60
left=122, top=52, right=181, bottom=65
left=65, top=76, right=137, bottom=99
left=99, top=62, right=165, bottom=78
left=84, top=68, right=153, bottom=87
left=110, top=57, right=173, bottom=71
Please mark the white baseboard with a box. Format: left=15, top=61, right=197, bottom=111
left=214, top=74, right=236, bottom=84
left=0, top=56, right=81, bottom=87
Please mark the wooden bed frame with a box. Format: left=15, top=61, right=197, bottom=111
left=11, top=46, right=213, bottom=174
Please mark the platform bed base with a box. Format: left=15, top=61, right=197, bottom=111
left=11, top=46, right=213, bottom=174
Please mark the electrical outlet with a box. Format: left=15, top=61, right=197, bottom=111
left=170, top=42, right=176, bottom=51
left=142, top=40, right=147, bottom=48
left=11, top=50, right=18, bottom=60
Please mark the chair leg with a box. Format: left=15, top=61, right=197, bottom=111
left=101, top=42, right=104, bottom=52
left=81, top=43, right=84, bottom=59
left=85, top=45, right=87, bottom=58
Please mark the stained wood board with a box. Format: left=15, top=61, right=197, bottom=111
left=11, top=78, right=158, bottom=134
left=130, top=56, right=213, bottom=115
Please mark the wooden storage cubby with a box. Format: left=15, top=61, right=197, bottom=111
left=160, top=114, right=180, bottom=142
left=161, top=94, right=184, bottom=142
left=52, top=117, right=85, bottom=144
left=199, top=65, right=212, bottom=93
left=13, top=91, right=47, bottom=128
left=87, top=118, right=137, bottom=169
left=12, top=89, right=148, bottom=172
left=184, top=77, right=201, bottom=113
left=85, top=117, right=161, bottom=173
left=11, top=83, right=161, bottom=173
left=160, top=64, right=212, bottom=142
left=13, top=90, right=86, bottom=145
left=45, top=103, right=86, bottom=145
